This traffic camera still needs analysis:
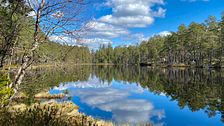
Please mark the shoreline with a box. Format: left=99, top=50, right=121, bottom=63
left=2, top=101, right=113, bottom=126
left=2, top=91, right=113, bottom=126
left=2, top=63, right=224, bottom=70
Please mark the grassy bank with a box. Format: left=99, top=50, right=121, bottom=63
left=0, top=90, right=113, bottom=126
left=0, top=101, right=113, bottom=126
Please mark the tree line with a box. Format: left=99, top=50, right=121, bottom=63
left=94, top=14, right=224, bottom=68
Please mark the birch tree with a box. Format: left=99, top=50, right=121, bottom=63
left=9, top=0, right=90, bottom=96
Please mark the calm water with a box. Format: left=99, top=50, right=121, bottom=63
left=26, top=66, right=224, bottom=126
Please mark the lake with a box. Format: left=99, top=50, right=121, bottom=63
left=24, top=66, right=224, bottom=126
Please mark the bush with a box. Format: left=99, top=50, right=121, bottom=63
left=0, top=72, right=14, bottom=105
left=0, top=102, right=112, bottom=126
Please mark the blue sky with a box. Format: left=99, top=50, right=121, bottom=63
left=48, top=0, right=224, bottom=49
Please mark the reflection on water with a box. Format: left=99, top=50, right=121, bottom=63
left=52, top=76, right=165, bottom=125
left=25, top=66, right=224, bottom=126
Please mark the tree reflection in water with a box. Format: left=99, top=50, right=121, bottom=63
left=92, top=66, right=224, bottom=123
left=22, top=65, right=224, bottom=123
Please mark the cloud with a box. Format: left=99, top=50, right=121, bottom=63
left=99, top=0, right=166, bottom=28
left=80, top=38, right=112, bottom=49
left=54, top=76, right=111, bottom=90
left=49, top=35, right=112, bottom=49
left=99, top=15, right=154, bottom=28
left=153, top=7, right=166, bottom=17
left=158, top=31, right=171, bottom=36
left=49, top=35, right=76, bottom=45
left=73, top=88, right=165, bottom=125
left=52, top=11, right=64, bottom=19
left=79, top=38, right=112, bottom=45
left=87, top=21, right=129, bottom=38
left=121, top=33, right=148, bottom=45
left=27, top=11, right=36, bottom=17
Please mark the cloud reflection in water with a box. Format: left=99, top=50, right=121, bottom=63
left=52, top=76, right=165, bottom=125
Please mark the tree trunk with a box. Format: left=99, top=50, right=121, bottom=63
left=8, top=0, right=44, bottom=93
left=0, top=50, right=7, bottom=68
left=9, top=56, right=32, bottom=91
left=0, top=57, right=4, bottom=68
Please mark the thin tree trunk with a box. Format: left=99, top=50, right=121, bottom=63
left=9, top=0, right=45, bottom=94
left=0, top=49, right=8, bottom=68
left=9, top=56, right=32, bottom=91
left=0, top=56, right=4, bottom=68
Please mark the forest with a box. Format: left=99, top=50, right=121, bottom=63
left=94, top=14, right=224, bottom=68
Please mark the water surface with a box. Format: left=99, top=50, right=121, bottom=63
left=35, top=66, right=223, bottom=126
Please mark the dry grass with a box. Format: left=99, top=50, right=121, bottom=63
left=34, top=91, right=65, bottom=99
left=1, top=101, right=113, bottom=126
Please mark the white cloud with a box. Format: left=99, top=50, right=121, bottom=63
left=87, top=21, right=129, bottom=38
left=153, top=7, right=166, bottom=17
left=54, top=76, right=111, bottom=90
left=80, top=38, right=112, bottom=49
left=99, top=0, right=166, bottom=28
left=49, top=35, right=76, bottom=45
left=158, top=31, right=171, bottom=36
left=52, top=11, right=64, bottom=19
left=78, top=38, right=112, bottom=45
left=121, top=33, right=148, bottom=45
left=86, top=21, right=149, bottom=46
left=49, top=35, right=112, bottom=49
left=27, top=11, right=36, bottom=17
left=100, top=15, right=154, bottom=28
left=73, top=88, right=165, bottom=125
